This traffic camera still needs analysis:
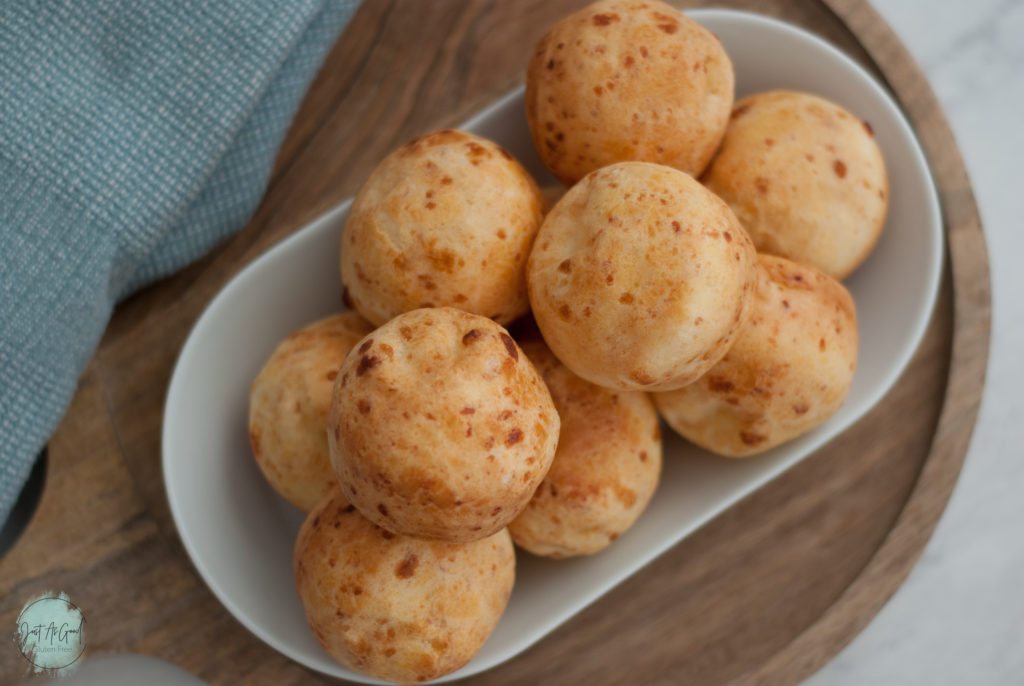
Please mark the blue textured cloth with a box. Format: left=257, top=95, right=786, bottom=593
left=0, top=0, right=361, bottom=525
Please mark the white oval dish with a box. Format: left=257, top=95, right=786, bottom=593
left=163, top=9, right=942, bottom=683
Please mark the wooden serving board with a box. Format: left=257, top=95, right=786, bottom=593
left=0, top=1, right=990, bottom=684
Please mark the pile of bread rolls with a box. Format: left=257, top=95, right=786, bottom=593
left=248, top=1, right=884, bottom=682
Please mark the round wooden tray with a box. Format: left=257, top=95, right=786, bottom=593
left=0, top=1, right=989, bottom=684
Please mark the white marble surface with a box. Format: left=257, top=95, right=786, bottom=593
left=806, top=1, right=1024, bottom=684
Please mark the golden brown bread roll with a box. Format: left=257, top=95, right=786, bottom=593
left=340, top=129, right=544, bottom=327
left=654, top=254, right=858, bottom=456
left=525, top=0, right=734, bottom=184
left=248, top=312, right=373, bottom=512
left=294, top=488, right=515, bottom=684
left=702, top=90, right=889, bottom=279
left=328, top=308, right=560, bottom=542
left=509, top=335, right=661, bottom=557
left=527, top=161, right=757, bottom=392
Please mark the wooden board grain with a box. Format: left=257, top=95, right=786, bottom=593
left=0, top=1, right=989, bottom=684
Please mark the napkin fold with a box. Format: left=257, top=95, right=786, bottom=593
left=0, top=0, right=361, bottom=525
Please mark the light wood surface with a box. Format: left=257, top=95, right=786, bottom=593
left=0, top=1, right=990, bottom=684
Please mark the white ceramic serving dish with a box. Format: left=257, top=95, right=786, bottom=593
left=163, top=8, right=942, bottom=683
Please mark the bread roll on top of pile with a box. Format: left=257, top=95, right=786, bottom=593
left=528, top=161, right=757, bottom=392
left=328, top=308, right=559, bottom=543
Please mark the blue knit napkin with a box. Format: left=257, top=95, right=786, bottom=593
left=0, top=0, right=361, bottom=525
